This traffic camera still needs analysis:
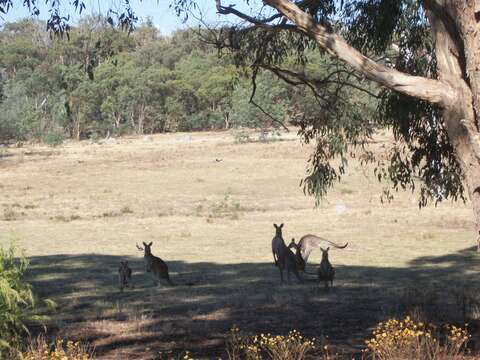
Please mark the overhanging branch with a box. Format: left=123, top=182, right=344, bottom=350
left=215, top=0, right=283, bottom=25
left=216, top=0, right=456, bottom=107
left=249, top=70, right=290, bottom=131
left=262, top=64, right=380, bottom=100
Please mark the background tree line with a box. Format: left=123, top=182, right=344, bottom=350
left=0, top=16, right=368, bottom=144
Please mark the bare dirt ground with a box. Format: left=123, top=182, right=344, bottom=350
left=0, top=129, right=478, bottom=359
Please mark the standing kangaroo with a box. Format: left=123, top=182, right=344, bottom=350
left=318, top=247, right=335, bottom=289
left=271, top=224, right=302, bottom=283
left=136, top=242, right=173, bottom=286
left=271, top=223, right=284, bottom=266
left=297, top=234, right=348, bottom=264
left=288, top=238, right=306, bottom=273
left=118, top=260, right=132, bottom=292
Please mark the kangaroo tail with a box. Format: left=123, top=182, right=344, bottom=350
left=328, top=241, right=348, bottom=249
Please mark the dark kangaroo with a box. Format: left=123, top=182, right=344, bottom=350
left=297, top=234, right=348, bottom=264
left=271, top=224, right=302, bottom=283
left=118, top=260, right=132, bottom=292
left=271, top=223, right=284, bottom=266
left=289, top=238, right=319, bottom=275
left=136, top=242, right=173, bottom=286
left=288, top=238, right=306, bottom=273
left=317, top=247, right=335, bottom=289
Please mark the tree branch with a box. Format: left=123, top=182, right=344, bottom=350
left=261, top=65, right=332, bottom=104
left=255, top=0, right=457, bottom=107
left=215, top=0, right=283, bottom=25
left=249, top=71, right=290, bottom=131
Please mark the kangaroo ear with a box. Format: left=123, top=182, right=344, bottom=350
left=280, top=223, right=284, bottom=228
left=326, top=247, right=330, bottom=251
left=273, top=223, right=278, bottom=228
left=148, top=242, right=153, bottom=246
left=320, top=247, right=325, bottom=252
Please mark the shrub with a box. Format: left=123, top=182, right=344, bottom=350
left=120, top=206, right=133, bottom=214
left=233, top=129, right=251, bottom=144
left=0, top=245, right=35, bottom=356
left=257, top=129, right=281, bottom=143
left=3, top=207, right=17, bottom=221
left=226, top=326, right=316, bottom=360
left=178, top=113, right=224, bottom=132
left=363, top=316, right=470, bottom=360
left=41, top=131, right=64, bottom=147
left=22, top=337, right=94, bottom=360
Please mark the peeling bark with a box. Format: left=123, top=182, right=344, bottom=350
left=449, top=0, right=480, bottom=129
left=425, top=1, right=480, bottom=250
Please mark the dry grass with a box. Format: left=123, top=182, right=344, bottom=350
left=0, top=129, right=478, bottom=359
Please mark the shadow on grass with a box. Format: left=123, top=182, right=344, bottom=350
left=25, top=246, right=480, bottom=359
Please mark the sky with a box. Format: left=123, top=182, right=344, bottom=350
left=0, top=0, right=246, bottom=35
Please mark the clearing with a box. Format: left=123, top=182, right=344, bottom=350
left=0, top=129, right=477, bottom=359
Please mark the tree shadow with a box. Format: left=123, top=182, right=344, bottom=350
left=25, top=246, right=480, bottom=358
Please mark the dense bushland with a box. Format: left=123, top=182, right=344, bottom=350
left=0, top=17, right=349, bottom=143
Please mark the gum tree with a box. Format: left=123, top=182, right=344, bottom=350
left=5, top=0, right=480, bottom=249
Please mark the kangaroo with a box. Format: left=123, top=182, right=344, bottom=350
left=288, top=238, right=306, bottom=273
left=297, top=234, right=348, bottom=264
left=136, top=242, right=173, bottom=286
left=271, top=223, right=284, bottom=266
left=118, top=260, right=132, bottom=292
left=271, top=224, right=302, bottom=283
left=318, top=247, right=335, bottom=289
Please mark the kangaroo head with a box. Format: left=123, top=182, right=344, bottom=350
left=288, top=238, right=299, bottom=251
left=320, top=247, right=330, bottom=261
left=273, top=223, right=284, bottom=237
left=142, top=241, right=153, bottom=255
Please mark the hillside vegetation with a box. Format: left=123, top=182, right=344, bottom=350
left=0, top=17, right=370, bottom=144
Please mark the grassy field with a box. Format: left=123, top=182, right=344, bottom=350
left=0, top=129, right=478, bottom=359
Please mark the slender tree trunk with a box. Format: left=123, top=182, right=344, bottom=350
left=224, top=111, right=230, bottom=129
left=130, top=111, right=135, bottom=130
left=116, top=116, right=121, bottom=130
left=138, top=104, right=145, bottom=135
left=75, top=116, right=81, bottom=141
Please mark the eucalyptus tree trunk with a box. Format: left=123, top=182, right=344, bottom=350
left=259, top=0, right=480, bottom=249
left=425, top=1, right=480, bottom=250
left=74, top=116, right=81, bottom=141
left=138, top=104, right=145, bottom=134
left=224, top=111, right=230, bottom=129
